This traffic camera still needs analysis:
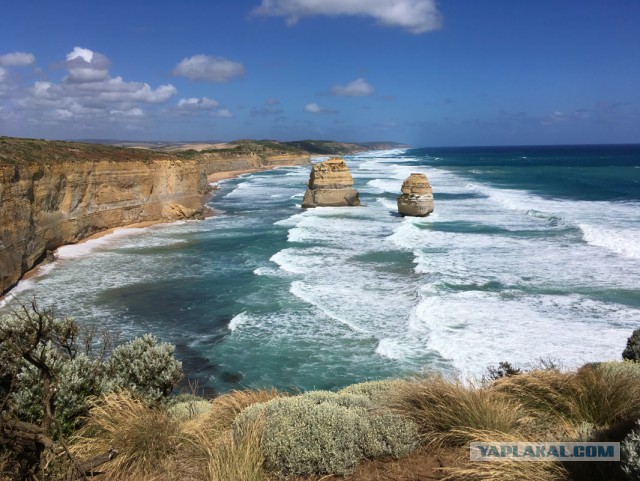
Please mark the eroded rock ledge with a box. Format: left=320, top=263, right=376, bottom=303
left=301, top=158, right=361, bottom=208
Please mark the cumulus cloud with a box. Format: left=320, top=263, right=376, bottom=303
left=0, top=67, right=6, bottom=82
left=252, top=0, right=441, bottom=34
left=177, top=97, right=220, bottom=110
left=331, top=78, right=375, bottom=97
left=173, top=55, right=246, bottom=82
left=64, top=47, right=110, bottom=83
left=0, top=52, right=36, bottom=66
left=304, top=102, right=337, bottom=114
left=8, top=47, right=177, bottom=128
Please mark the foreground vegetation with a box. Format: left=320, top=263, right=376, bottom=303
left=1, top=303, right=640, bottom=480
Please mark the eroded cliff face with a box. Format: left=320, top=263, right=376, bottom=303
left=0, top=156, right=207, bottom=295
left=301, top=157, right=361, bottom=208
left=200, top=151, right=311, bottom=178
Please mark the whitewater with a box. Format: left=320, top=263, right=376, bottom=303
left=2, top=146, right=639, bottom=393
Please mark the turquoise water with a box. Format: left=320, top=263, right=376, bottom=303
left=3, top=145, right=640, bottom=394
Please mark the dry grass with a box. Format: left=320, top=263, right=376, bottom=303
left=69, top=392, right=182, bottom=480
left=391, top=376, right=528, bottom=447
left=195, top=420, right=268, bottom=481
left=493, top=364, right=640, bottom=430
left=439, top=430, right=569, bottom=481
left=184, top=388, right=284, bottom=439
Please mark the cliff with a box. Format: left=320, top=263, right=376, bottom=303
left=397, top=173, right=434, bottom=217
left=301, top=157, right=361, bottom=208
left=0, top=138, right=210, bottom=295
left=0, top=137, right=314, bottom=296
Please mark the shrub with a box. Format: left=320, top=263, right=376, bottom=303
left=391, top=376, right=526, bottom=446
left=339, top=379, right=410, bottom=404
left=234, top=390, right=418, bottom=476
left=106, top=334, right=183, bottom=403
left=623, top=329, right=640, bottom=362
left=623, top=420, right=640, bottom=481
left=0, top=302, right=184, bottom=479
left=485, top=361, right=522, bottom=381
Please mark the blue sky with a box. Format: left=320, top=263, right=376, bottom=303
left=1, top=0, right=639, bottom=146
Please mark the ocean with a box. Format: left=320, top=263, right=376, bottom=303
left=3, top=145, right=640, bottom=394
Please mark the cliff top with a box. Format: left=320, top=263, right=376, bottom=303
left=0, top=136, right=409, bottom=166
left=0, top=136, right=176, bottom=165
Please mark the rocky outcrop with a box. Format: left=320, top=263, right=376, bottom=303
left=397, top=173, right=434, bottom=217
left=301, top=158, right=360, bottom=208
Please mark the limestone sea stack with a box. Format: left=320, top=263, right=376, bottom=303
left=397, top=173, right=434, bottom=217
left=301, top=157, right=361, bottom=208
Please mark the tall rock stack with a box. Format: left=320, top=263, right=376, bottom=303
left=397, top=173, right=434, bottom=217
left=301, top=158, right=361, bottom=208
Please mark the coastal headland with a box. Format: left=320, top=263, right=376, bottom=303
left=0, top=136, right=406, bottom=296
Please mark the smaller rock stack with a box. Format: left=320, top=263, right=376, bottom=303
left=397, top=173, right=434, bottom=217
left=301, top=158, right=361, bottom=208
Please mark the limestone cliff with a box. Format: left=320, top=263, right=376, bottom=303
left=397, top=173, right=434, bottom=217
left=301, top=158, right=360, bottom=208
left=0, top=139, right=209, bottom=295
left=0, top=138, right=313, bottom=296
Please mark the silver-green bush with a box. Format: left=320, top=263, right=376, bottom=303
left=339, top=380, right=409, bottom=404
left=234, top=390, right=418, bottom=476
left=1, top=310, right=183, bottom=437
left=106, top=334, right=183, bottom=403
left=623, top=420, right=640, bottom=481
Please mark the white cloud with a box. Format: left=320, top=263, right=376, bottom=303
left=0, top=67, right=6, bottom=82
left=252, top=0, right=441, bottom=34
left=66, top=47, right=94, bottom=63
left=9, top=47, right=177, bottom=127
left=177, top=97, right=220, bottom=110
left=0, top=52, right=36, bottom=66
left=304, top=102, right=336, bottom=114
left=173, top=55, right=245, bottom=82
left=331, top=78, right=375, bottom=97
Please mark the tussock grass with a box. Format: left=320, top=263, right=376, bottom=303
left=439, top=430, right=569, bottom=481
left=184, top=388, right=284, bottom=439
left=70, top=392, right=182, bottom=480
left=494, top=363, right=640, bottom=429
left=196, top=420, right=267, bottom=481
left=391, top=376, right=527, bottom=446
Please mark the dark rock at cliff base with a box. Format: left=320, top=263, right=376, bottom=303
left=397, top=173, right=434, bottom=217
left=301, top=157, right=361, bottom=208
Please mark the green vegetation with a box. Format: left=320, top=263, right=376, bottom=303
left=623, top=421, right=640, bottom=481
left=0, top=136, right=173, bottom=164
left=0, top=301, right=183, bottom=479
left=234, top=389, right=418, bottom=476
left=623, top=328, right=640, bottom=362
left=2, top=304, right=639, bottom=481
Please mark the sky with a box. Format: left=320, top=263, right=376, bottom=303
left=1, top=0, right=639, bottom=147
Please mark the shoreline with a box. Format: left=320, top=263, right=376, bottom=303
left=1, top=162, right=308, bottom=302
